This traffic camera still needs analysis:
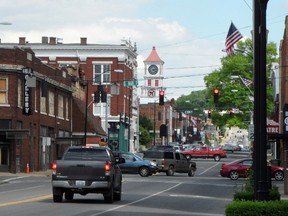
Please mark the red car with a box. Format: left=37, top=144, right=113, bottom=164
left=220, top=158, right=284, bottom=181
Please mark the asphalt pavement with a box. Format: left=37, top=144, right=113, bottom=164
left=0, top=170, right=287, bottom=200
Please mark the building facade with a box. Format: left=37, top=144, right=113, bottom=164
left=0, top=37, right=139, bottom=153
left=0, top=47, right=74, bottom=173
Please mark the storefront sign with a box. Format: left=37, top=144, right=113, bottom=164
left=267, top=119, right=279, bottom=134
left=22, top=68, right=33, bottom=115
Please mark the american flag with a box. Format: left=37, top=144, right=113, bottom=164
left=240, top=77, right=253, bottom=86
left=225, top=22, right=243, bottom=57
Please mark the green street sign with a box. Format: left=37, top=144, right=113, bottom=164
left=184, top=110, right=193, bottom=114
left=123, top=79, right=138, bottom=86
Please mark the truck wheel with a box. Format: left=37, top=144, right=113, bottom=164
left=53, top=187, right=63, bottom=203
left=139, top=167, right=150, bottom=177
left=104, top=185, right=114, bottom=203
left=214, top=155, right=220, bottom=161
left=166, top=166, right=175, bottom=176
left=114, top=182, right=122, bottom=201
left=65, top=192, right=74, bottom=201
left=188, top=168, right=195, bottom=177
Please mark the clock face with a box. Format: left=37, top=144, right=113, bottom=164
left=148, top=64, right=158, bottom=75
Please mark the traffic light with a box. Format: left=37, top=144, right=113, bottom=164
left=208, top=109, right=212, bottom=118
left=229, top=108, right=233, bottom=117
left=101, top=90, right=107, bottom=103
left=160, top=124, right=167, bottom=137
left=159, top=90, right=164, bottom=105
left=213, top=88, right=219, bottom=104
left=94, top=90, right=100, bottom=103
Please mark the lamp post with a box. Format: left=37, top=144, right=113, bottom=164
left=83, top=69, right=123, bottom=145
left=253, top=0, right=269, bottom=201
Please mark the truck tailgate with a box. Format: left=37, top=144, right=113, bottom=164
left=55, top=160, right=108, bottom=180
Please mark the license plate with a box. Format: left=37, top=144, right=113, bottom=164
left=76, top=180, right=85, bottom=187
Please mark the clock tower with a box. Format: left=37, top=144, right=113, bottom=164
left=142, top=46, right=164, bottom=98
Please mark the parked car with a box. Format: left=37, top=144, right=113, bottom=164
left=182, top=145, right=227, bottom=161
left=220, top=144, right=241, bottom=153
left=143, top=150, right=197, bottom=176
left=220, top=158, right=284, bottom=181
left=113, top=151, right=160, bottom=177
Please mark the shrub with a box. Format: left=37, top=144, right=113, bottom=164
left=226, top=200, right=288, bottom=216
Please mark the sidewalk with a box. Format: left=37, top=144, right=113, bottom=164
left=0, top=170, right=52, bottom=177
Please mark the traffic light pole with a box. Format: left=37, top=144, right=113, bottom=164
left=253, top=0, right=269, bottom=201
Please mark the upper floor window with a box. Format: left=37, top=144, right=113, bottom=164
left=48, top=90, right=54, bottom=116
left=0, top=78, right=8, bottom=104
left=58, top=94, right=64, bottom=118
left=93, top=64, right=111, bottom=85
left=17, top=78, right=23, bottom=107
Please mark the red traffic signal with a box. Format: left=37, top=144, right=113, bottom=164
left=159, top=90, right=164, bottom=105
left=208, top=109, right=212, bottom=118
left=229, top=108, right=233, bottom=117
left=213, top=88, right=219, bottom=103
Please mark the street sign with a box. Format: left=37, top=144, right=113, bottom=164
left=123, top=79, right=138, bottom=86
left=184, top=110, right=193, bottom=114
left=148, top=89, right=156, bottom=97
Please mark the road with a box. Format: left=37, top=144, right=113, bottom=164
left=0, top=152, right=282, bottom=216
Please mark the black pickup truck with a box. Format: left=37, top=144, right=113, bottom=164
left=51, top=146, right=124, bottom=203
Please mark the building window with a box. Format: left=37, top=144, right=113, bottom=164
left=40, top=96, right=46, bottom=113
left=158, top=112, right=161, bottom=121
left=58, top=94, right=64, bottom=118
left=93, top=64, right=111, bottom=85
left=17, top=78, right=23, bottom=107
left=93, top=95, right=110, bottom=116
left=65, top=97, right=69, bottom=120
left=48, top=91, right=54, bottom=116
left=155, top=80, right=159, bottom=87
left=0, top=78, right=8, bottom=104
left=148, top=79, right=151, bottom=86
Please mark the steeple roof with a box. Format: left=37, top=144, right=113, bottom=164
left=144, top=46, right=164, bottom=63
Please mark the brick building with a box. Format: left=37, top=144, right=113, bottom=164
left=279, top=15, right=288, bottom=194
left=0, top=47, right=74, bottom=173
left=0, top=37, right=139, bottom=154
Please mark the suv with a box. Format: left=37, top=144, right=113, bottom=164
left=142, top=150, right=197, bottom=176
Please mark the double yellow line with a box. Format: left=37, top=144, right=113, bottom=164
left=0, top=194, right=52, bottom=207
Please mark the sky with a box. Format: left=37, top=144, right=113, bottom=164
left=0, top=0, right=287, bottom=103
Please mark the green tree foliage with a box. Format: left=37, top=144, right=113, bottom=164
left=203, top=38, right=278, bottom=128
left=139, top=115, right=153, bottom=146
left=175, top=90, right=208, bottom=118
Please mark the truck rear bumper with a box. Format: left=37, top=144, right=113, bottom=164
left=52, top=180, right=109, bottom=189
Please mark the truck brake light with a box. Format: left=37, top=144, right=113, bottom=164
left=105, top=163, right=111, bottom=171
left=52, top=162, right=57, bottom=170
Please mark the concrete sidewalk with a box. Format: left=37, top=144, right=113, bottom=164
left=0, top=170, right=52, bottom=177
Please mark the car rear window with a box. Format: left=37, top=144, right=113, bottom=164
left=64, top=148, right=109, bottom=161
left=143, top=151, right=174, bottom=159
left=143, top=151, right=164, bottom=158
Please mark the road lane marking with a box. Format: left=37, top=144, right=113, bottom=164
left=91, top=183, right=182, bottom=216
left=198, top=162, right=220, bottom=175
left=170, top=194, right=231, bottom=201
left=0, top=194, right=52, bottom=207
left=2, top=176, right=24, bottom=182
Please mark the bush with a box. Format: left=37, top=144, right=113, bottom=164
left=233, top=185, right=280, bottom=201
left=226, top=200, right=288, bottom=216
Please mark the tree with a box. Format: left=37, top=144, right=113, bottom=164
left=175, top=90, right=208, bottom=118
left=139, top=115, right=153, bottom=146
left=203, top=38, right=278, bottom=128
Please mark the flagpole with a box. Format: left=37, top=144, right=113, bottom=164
left=239, top=75, right=254, bottom=95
